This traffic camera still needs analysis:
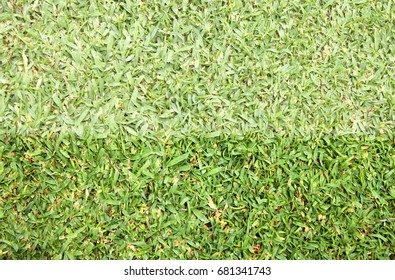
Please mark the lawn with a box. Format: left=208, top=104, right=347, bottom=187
left=0, top=0, right=394, bottom=259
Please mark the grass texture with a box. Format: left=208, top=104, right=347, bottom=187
left=0, top=0, right=394, bottom=259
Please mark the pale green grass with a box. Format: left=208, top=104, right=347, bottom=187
left=1, top=0, right=394, bottom=138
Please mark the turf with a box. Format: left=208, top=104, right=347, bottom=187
left=0, top=0, right=394, bottom=259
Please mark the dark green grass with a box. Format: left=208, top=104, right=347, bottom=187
left=1, top=132, right=394, bottom=259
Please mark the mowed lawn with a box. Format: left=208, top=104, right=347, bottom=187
left=0, top=0, right=394, bottom=259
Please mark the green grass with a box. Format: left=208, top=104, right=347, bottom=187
left=0, top=0, right=394, bottom=259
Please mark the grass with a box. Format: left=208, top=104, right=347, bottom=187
left=0, top=0, right=394, bottom=259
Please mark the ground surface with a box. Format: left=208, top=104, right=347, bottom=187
left=0, top=0, right=394, bottom=259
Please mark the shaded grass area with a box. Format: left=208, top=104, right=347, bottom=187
left=1, top=132, right=394, bottom=259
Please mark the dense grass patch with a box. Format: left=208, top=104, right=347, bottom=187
left=1, top=132, right=394, bottom=259
left=0, top=0, right=394, bottom=259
